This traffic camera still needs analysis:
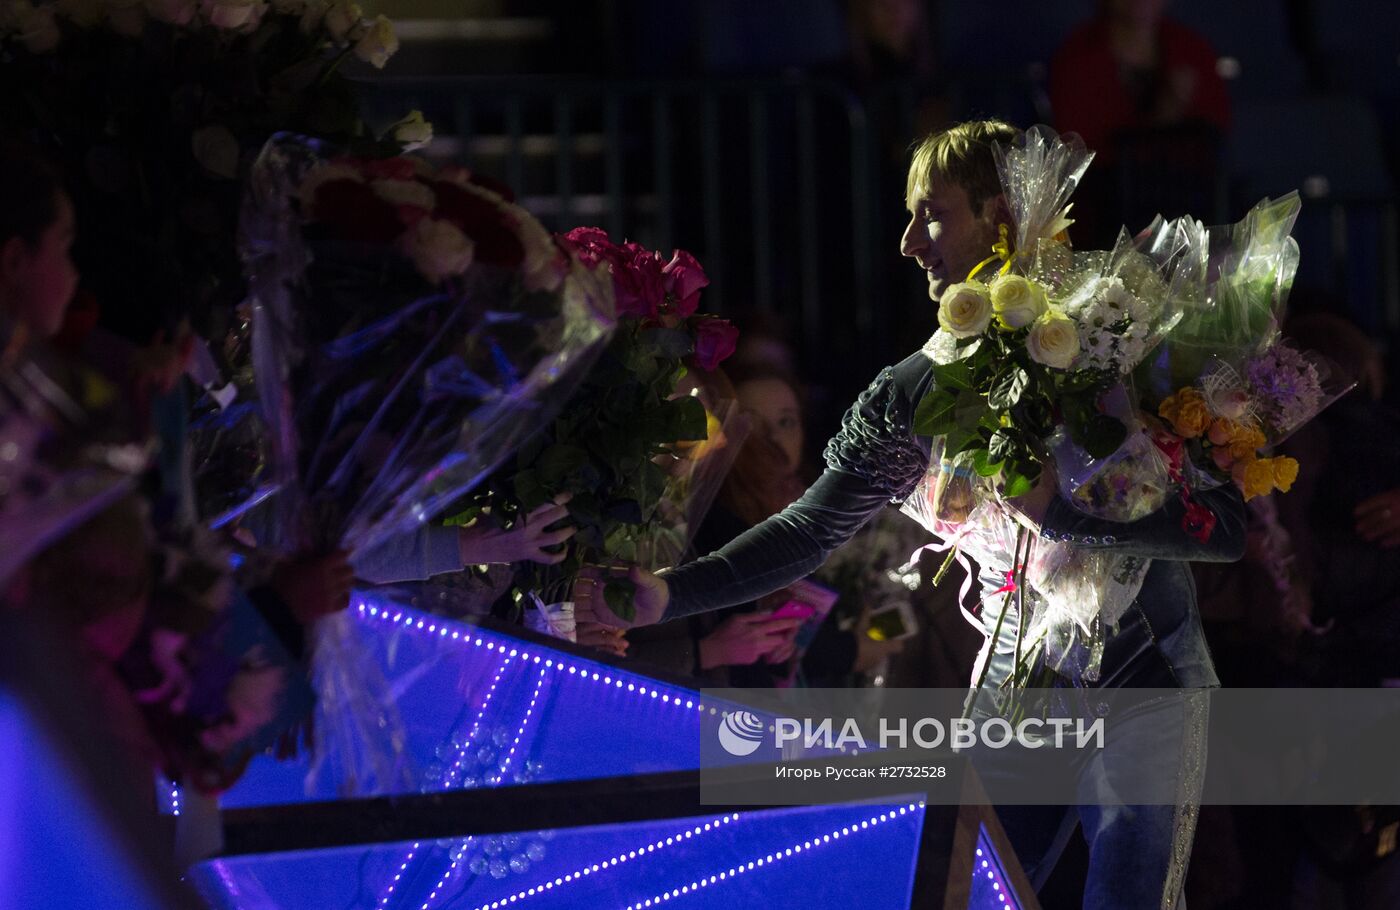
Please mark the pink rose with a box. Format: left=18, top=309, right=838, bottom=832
left=559, top=226, right=623, bottom=270
left=662, top=249, right=708, bottom=317
left=616, top=243, right=665, bottom=318
left=691, top=316, right=739, bottom=372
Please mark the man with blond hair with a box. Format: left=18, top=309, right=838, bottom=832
left=580, top=120, right=1245, bottom=908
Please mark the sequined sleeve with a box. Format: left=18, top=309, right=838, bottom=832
left=822, top=364, right=931, bottom=503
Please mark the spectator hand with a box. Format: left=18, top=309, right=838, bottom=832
left=572, top=564, right=670, bottom=629
left=272, top=549, right=354, bottom=625
left=577, top=621, right=628, bottom=657
left=698, top=612, right=803, bottom=670
left=459, top=494, right=576, bottom=565
left=853, top=606, right=906, bottom=674
left=1354, top=488, right=1400, bottom=548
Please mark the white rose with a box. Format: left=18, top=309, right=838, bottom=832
left=190, top=124, right=240, bottom=179
left=988, top=273, right=1047, bottom=330
left=201, top=0, right=264, bottom=29
left=1026, top=309, right=1081, bottom=370
left=18, top=3, right=61, bottom=51
left=404, top=219, right=474, bottom=285
left=320, top=0, right=357, bottom=40
left=389, top=110, right=432, bottom=152
left=936, top=281, right=992, bottom=339
left=352, top=12, right=396, bottom=68
left=105, top=0, right=144, bottom=36
left=370, top=177, right=435, bottom=212
left=297, top=161, right=361, bottom=216
left=145, top=0, right=194, bottom=25
left=56, top=0, right=101, bottom=27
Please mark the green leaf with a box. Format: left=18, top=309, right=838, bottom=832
left=637, top=327, right=694, bottom=359
left=512, top=469, right=550, bottom=510
left=988, top=365, right=1029, bottom=410
left=954, top=389, right=989, bottom=430
left=668, top=394, right=709, bottom=442
left=912, top=389, right=957, bottom=436
left=931, top=358, right=976, bottom=391
left=971, top=448, right=1003, bottom=477
left=988, top=427, right=1029, bottom=466
left=535, top=443, right=588, bottom=484
left=944, top=426, right=981, bottom=457
left=441, top=503, right=483, bottom=527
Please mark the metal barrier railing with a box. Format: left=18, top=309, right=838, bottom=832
left=355, top=76, right=1400, bottom=387
left=357, top=76, right=910, bottom=390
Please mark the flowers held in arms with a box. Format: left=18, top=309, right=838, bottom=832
left=445, top=230, right=737, bottom=621
left=916, top=271, right=1134, bottom=499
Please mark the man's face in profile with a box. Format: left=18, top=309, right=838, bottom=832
left=899, top=175, right=999, bottom=303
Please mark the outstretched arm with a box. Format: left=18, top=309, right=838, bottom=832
left=1038, top=480, right=1247, bottom=563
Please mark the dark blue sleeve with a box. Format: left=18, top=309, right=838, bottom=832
left=661, top=358, right=933, bottom=621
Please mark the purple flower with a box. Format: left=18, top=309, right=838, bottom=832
left=1246, top=344, right=1323, bottom=435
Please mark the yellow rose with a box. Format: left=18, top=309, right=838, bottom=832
left=1231, top=457, right=1275, bottom=501
left=1270, top=456, right=1299, bottom=493
left=1227, top=422, right=1266, bottom=460
left=936, top=281, right=992, bottom=339
left=1159, top=388, right=1209, bottom=439
left=1025, top=309, right=1080, bottom=369
left=988, top=273, right=1047, bottom=329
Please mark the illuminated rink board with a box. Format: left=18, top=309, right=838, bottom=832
left=191, top=596, right=1034, bottom=909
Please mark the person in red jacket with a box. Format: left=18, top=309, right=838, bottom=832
left=1050, top=0, right=1230, bottom=162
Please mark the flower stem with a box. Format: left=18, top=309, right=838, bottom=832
left=930, top=545, right=959, bottom=588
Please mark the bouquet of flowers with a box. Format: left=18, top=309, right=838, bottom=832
left=240, top=134, right=615, bottom=559
left=901, top=126, right=1338, bottom=689
left=444, top=228, right=739, bottom=624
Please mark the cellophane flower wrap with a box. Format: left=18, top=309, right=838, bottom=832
left=445, top=229, right=740, bottom=624
left=237, top=133, right=615, bottom=795
left=1135, top=194, right=1351, bottom=504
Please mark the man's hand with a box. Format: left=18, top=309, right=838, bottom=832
left=1005, top=461, right=1057, bottom=532
left=1355, top=488, right=1400, bottom=548
left=572, top=564, right=670, bottom=629
left=272, top=550, right=354, bottom=624
left=459, top=494, right=576, bottom=565
left=698, top=612, right=803, bottom=669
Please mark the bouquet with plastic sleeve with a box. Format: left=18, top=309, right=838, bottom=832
left=238, top=132, right=616, bottom=559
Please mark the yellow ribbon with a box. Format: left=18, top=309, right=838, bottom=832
left=965, top=223, right=1017, bottom=282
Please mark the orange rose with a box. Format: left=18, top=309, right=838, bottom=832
left=1227, top=423, right=1266, bottom=461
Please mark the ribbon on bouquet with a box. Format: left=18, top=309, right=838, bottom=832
left=1150, top=428, right=1217, bottom=543
left=902, top=537, right=1023, bottom=633
left=964, top=205, right=1077, bottom=283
